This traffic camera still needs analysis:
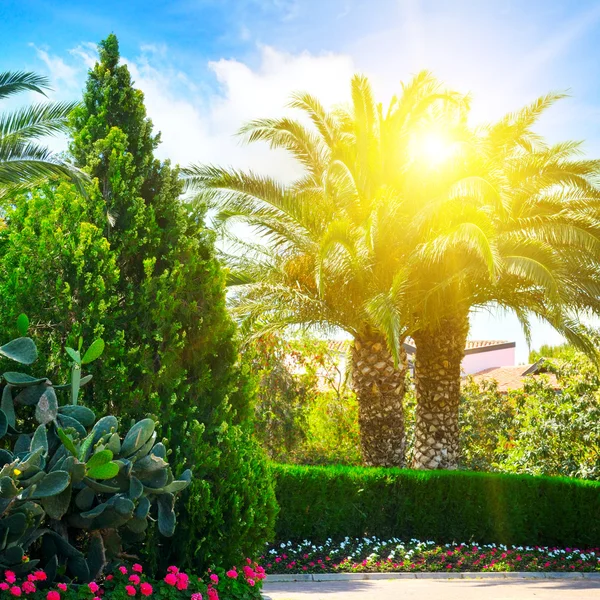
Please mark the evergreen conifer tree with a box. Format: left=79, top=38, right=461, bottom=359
left=0, top=34, right=276, bottom=572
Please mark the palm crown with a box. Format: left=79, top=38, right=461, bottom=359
left=0, top=71, right=85, bottom=201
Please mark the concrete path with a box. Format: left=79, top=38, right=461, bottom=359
left=263, top=578, right=600, bottom=599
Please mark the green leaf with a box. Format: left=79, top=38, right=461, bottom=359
left=0, top=476, right=19, bottom=498
left=82, top=339, right=105, bottom=364
left=31, top=424, right=48, bottom=454
left=16, top=314, right=29, bottom=337
left=30, top=470, right=70, bottom=498
left=56, top=428, right=78, bottom=457
left=0, top=410, right=7, bottom=440
left=59, top=405, right=96, bottom=427
left=86, top=449, right=113, bottom=471
left=0, top=338, right=37, bottom=364
left=41, top=484, right=72, bottom=519
left=86, top=462, right=120, bottom=480
left=71, top=364, right=81, bottom=405
left=78, top=431, right=95, bottom=462
left=1, top=386, right=14, bottom=428
left=2, top=372, right=47, bottom=386
left=65, top=347, right=81, bottom=365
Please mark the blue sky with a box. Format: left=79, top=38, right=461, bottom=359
left=3, top=0, right=600, bottom=361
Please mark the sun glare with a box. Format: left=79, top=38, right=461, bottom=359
left=410, top=131, right=457, bottom=167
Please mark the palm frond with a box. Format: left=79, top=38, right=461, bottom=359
left=0, top=71, right=50, bottom=99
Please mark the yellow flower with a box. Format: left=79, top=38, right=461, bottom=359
left=13, top=468, right=21, bottom=476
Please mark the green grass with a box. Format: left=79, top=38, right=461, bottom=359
left=273, top=464, right=600, bottom=547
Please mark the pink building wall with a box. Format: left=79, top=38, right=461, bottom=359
left=462, top=347, right=516, bottom=375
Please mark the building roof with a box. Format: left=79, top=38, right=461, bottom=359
left=469, top=363, right=560, bottom=393
left=404, top=339, right=515, bottom=355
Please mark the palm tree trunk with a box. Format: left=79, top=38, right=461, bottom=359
left=352, top=335, right=407, bottom=467
left=411, top=314, right=469, bottom=470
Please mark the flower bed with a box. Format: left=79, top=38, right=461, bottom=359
left=261, top=538, right=600, bottom=574
left=0, top=560, right=265, bottom=599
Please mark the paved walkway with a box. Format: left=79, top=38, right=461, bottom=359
left=263, top=579, right=600, bottom=599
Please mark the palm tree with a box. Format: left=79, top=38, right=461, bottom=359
left=184, top=72, right=468, bottom=466
left=379, top=93, right=600, bottom=469
left=187, top=73, right=600, bottom=471
left=0, top=71, right=84, bottom=201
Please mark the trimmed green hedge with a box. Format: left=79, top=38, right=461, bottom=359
left=273, top=464, right=600, bottom=547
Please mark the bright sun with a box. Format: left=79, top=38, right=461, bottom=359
left=410, top=130, right=456, bottom=166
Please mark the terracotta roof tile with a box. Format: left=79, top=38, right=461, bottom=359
left=468, top=365, right=560, bottom=393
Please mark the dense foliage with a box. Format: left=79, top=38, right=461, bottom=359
left=263, top=538, right=600, bottom=573
left=273, top=464, right=600, bottom=547
left=460, top=352, right=600, bottom=480
left=247, top=334, right=360, bottom=465
left=252, top=336, right=600, bottom=480
left=0, top=35, right=276, bottom=573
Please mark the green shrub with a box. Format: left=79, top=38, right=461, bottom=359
left=0, top=35, right=277, bottom=573
left=247, top=334, right=361, bottom=465
left=0, top=331, right=190, bottom=582
left=460, top=353, right=600, bottom=479
left=273, top=464, right=600, bottom=547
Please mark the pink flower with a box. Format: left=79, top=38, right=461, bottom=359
left=125, top=585, right=136, bottom=596
left=0, top=583, right=9, bottom=591
left=209, top=574, right=219, bottom=584
left=225, top=570, right=237, bottom=579
left=22, top=582, right=36, bottom=594
left=129, top=575, right=140, bottom=585
left=5, top=572, right=16, bottom=584
left=34, top=572, right=47, bottom=582
left=132, top=564, right=143, bottom=573
left=167, top=566, right=179, bottom=574
left=164, top=573, right=177, bottom=586
left=140, top=583, right=153, bottom=597
left=247, top=579, right=255, bottom=587
left=119, top=566, right=128, bottom=575
left=176, top=572, right=189, bottom=591
left=207, top=588, right=219, bottom=600
left=191, top=594, right=203, bottom=600
left=57, top=584, right=67, bottom=592
left=106, top=575, right=113, bottom=581
left=89, top=582, right=100, bottom=593
left=10, top=587, right=21, bottom=597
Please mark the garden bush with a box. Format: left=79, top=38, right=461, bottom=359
left=0, top=327, right=190, bottom=582
left=246, top=334, right=361, bottom=465
left=273, top=464, right=600, bottom=547
left=0, top=34, right=277, bottom=573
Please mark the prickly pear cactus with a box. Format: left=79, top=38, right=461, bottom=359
left=0, top=326, right=192, bottom=582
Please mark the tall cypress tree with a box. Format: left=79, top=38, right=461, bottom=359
left=0, top=34, right=277, bottom=571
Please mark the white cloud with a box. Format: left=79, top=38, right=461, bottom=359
left=69, top=42, right=98, bottom=69
left=29, top=42, right=356, bottom=180
left=29, top=43, right=80, bottom=90
left=125, top=45, right=356, bottom=180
